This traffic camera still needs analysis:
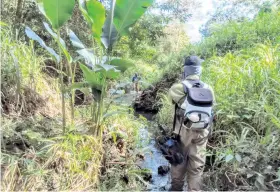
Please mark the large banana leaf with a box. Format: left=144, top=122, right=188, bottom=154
left=79, top=0, right=93, bottom=26
left=69, top=30, right=85, bottom=49
left=96, top=64, right=120, bottom=80
left=68, top=30, right=96, bottom=66
left=114, top=0, right=154, bottom=35
left=97, top=64, right=117, bottom=71
left=43, top=22, right=66, bottom=47
left=25, top=27, right=60, bottom=62
left=42, top=0, right=75, bottom=30
left=102, top=69, right=120, bottom=80
left=101, top=0, right=118, bottom=49
left=110, top=58, right=135, bottom=72
left=86, top=0, right=106, bottom=42
left=77, top=49, right=96, bottom=67
left=43, top=22, right=72, bottom=63
left=80, top=64, right=103, bottom=91
left=101, top=0, right=153, bottom=49
left=37, top=0, right=46, bottom=17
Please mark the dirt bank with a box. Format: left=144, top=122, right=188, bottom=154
left=133, top=74, right=179, bottom=113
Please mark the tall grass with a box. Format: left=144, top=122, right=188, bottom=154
left=1, top=25, right=45, bottom=90
left=1, top=105, right=147, bottom=191
left=203, top=43, right=280, bottom=134
left=1, top=133, right=103, bottom=191
left=201, top=43, right=280, bottom=190
left=196, top=9, right=280, bottom=58
left=156, top=93, right=174, bottom=127
left=1, top=23, right=63, bottom=117
left=156, top=8, right=280, bottom=190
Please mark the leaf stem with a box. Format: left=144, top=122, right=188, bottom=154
left=57, top=30, right=66, bottom=133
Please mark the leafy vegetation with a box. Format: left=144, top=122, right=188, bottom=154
left=1, top=0, right=280, bottom=191
left=1, top=0, right=154, bottom=191
left=157, top=7, right=280, bottom=191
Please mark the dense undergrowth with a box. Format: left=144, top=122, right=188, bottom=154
left=0, top=22, right=150, bottom=191
left=157, top=8, right=280, bottom=190
left=1, top=1, right=280, bottom=191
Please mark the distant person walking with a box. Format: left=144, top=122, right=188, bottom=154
left=132, top=73, right=141, bottom=93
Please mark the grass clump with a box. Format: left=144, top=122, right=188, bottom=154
left=1, top=133, right=103, bottom=191
left=201, top=43, right=280, bottom=190
left=196, top=9, right=280, bottom=58
left=99, top=105, right=150, bottom=191
left=156, top=8, right=280, bottom=191
left=1, top=21, right=149, bottom=191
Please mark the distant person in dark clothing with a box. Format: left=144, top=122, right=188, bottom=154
left=132, top=73, right=141, bottom=93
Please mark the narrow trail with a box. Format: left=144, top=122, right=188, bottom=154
left=112, top=90, right=172, bottom=191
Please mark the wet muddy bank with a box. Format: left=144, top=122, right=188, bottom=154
left=133, top=74, right=178, bottom=113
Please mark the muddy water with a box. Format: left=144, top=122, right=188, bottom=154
left=113, top=91, right=171, bottom=191
left=139, top=128, right=171, bottom=191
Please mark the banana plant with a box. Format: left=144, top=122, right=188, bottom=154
left=72, top=0, right=153, bottom=136
left=68, top=30, right=123, bottom=135
left=28, top=0, right=153, bottom=137
left=101, top=0, right=154, bottom=51
left=26, top=0, right=75, bottom=133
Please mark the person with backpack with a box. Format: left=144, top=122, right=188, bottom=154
left=132, top=73, right=141, bottom=93
left=168, top=55, right=215, bottom=191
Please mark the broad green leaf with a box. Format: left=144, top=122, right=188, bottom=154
left=97, top=64, right=117, bottom=71
left=43, top=22, right=72, bottom=63
left=79, top=0, right=86, bottom=8
left=101, top=17, right=118, bottom=49
left=225, top=154, right=234, bottom=162
left=42, top=0, right=75, bottom=30
left=25, top=27, right=60, bottom=62
left=101, top=0, right=118, bottom=49
left=96, top=64, right=120, bottom=80
left=80, top=64, right=103, bottom=91
left=43, top=22, right=66, bottom=48
left=77, top=49, right=95, bottom=67
left=110, top=58, right=135, bottom=72
left=68, top=82, right=89, bottom=91
left=114, top=0, right=153, bottom=35
left=86, top=0, right=106, bottom=42
left=103, top=69, right=120, bottom=80
left=69, top=30, right=85, bottom=49
left=79, top=4, right=93, bottom=25
left=96, top=68, right=120, bottom=80
left=37, top=0, right=46, bottom=17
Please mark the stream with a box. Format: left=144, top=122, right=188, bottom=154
left=112, top=91, right=171, bottom=191
left=139, top=128, right=171, bottom=191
